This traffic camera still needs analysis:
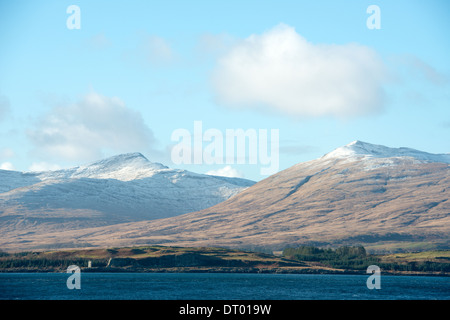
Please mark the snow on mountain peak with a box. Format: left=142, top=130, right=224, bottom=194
left=28, top=152, right=169, bottom=182
left=0, top=152, right=256, bottom=228
left=82, top=152, right=152, bottom=169
left=70, top=152, right=168, bottom=181
left=323, top=140, right=450, bottom=163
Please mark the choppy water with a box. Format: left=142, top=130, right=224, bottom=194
left=0, top=273, right=449, bottom=300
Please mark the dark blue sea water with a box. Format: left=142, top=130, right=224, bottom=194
left=0, top=273, right=449, bottom=300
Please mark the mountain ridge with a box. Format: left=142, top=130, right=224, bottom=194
left=323, top=140, right=450, bottom=163
left=0, top=153, right=255, bottom=249
left=20, top=152, right=169, bottom=182
left=0, top=141, right=448, bottom=252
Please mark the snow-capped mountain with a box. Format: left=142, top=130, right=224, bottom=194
left=1, top=142, right=449, bottom=252
left=323, top=140, right=450, bottom=163
left=39, top=153, right=169, bottom=182
left=0, top=153, right=254, bottom=247
left=33, top=140, right=445, bottom=253
left=0, top=153, right=167, bottom=194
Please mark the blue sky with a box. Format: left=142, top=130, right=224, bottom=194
left=0, top=0, right=449, bottom=181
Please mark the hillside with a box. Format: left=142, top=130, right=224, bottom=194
left=0, top=141, right=448, bottom=252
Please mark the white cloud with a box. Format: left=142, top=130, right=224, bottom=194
left=27, top=92, right=156, bottom=162
left=206, top=165, right=244, bottom=178
left=28, top=162, right=61, bottom=172
left=0, top=162, right=15, bottom=171
left=212, top=24, right=388, bottom=119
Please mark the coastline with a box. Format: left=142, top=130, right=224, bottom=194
left=1, top=266, right=449, bottom=277
left=1, top=245, right=449, bottom=277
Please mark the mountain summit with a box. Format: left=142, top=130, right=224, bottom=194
left=27, top=153, right=169, bottom=183
left=66, top=152, right=168, bottom=181
left=323, top=140, right=450, bottom=163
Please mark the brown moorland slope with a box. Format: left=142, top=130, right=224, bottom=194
left=1, top=141, right=448, bottom=252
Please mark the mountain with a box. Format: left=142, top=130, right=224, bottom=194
left=323, top=140, right=450, bottom=163
left=1, top=142, right=449, bottom=252
left=0, top=153, right=254, bottom=250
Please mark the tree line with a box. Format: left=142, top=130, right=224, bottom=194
left=0, top=257, right=108, bottom=270
left=282, top=245, right=450, bottom=272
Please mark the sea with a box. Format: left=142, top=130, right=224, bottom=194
left=0, top=273, right=449, bottom=300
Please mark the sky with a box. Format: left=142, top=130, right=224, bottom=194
left=0, top=0, right=449, bottom=181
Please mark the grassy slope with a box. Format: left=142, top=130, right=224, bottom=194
left=380, top=250, right=450, bottom=264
